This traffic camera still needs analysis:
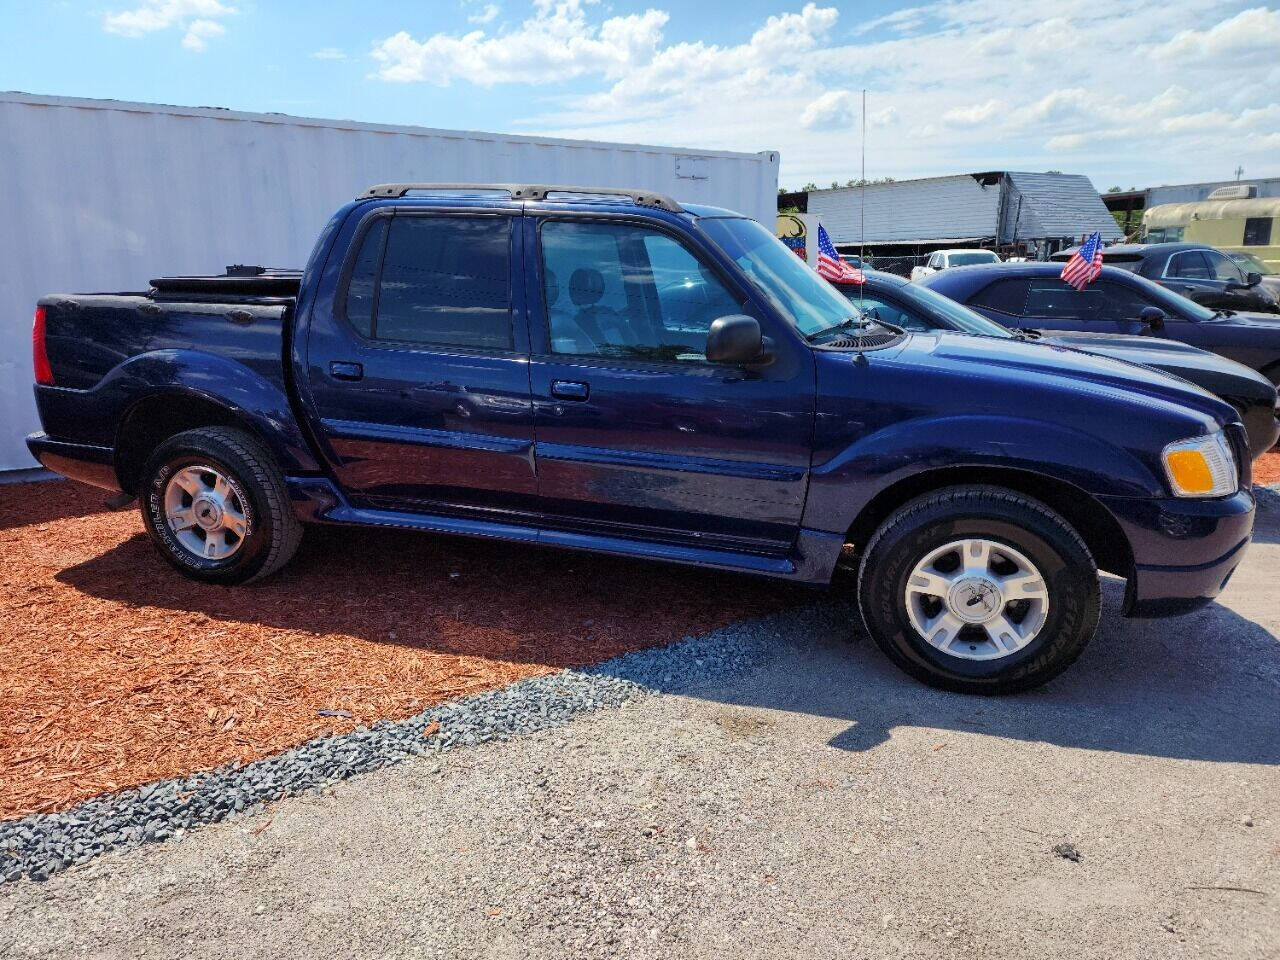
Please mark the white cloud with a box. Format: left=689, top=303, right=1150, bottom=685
left=943, top=98, right=1001, bottom=126
left=368, top=0, right=1280, bottom=190
left=1152, top=6, right=1280, bottom=61
left=800, top=90, right=858, bottom=130
left=468, top=3, right=500, bottom=25
left=181, top=18, right=223, bottom=51
left=103, top=0, right=234, bottom=51
left=371, top=0, right=668, bottom=85
left=312, top=47, right=348, bottom=61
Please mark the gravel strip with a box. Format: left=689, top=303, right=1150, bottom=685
left=0, top=602, right=850, bottom=883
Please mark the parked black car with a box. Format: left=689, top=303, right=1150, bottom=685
left=838, top=271, right=1279, bottom=459
left=919, top=262, right=1280, bottom=387
left=1228, top=252, right=1280, bottom=301
left=1050, top=243, right=1280, bottom=314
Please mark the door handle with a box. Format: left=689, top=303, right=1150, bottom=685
left=550, top=380, right=589, bottom=401
left=329, top=361, right=364, bottom=381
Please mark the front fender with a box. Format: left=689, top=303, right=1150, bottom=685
left=802, top=414, right=1164, bottom=535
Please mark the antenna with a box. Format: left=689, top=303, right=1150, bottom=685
left=1235, top=165, right=1245, bottom=181
left=859, top=88, right=866, bottom=308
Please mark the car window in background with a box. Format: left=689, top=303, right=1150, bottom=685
left=1100, top=257, right=1141, bottom=273
left=901, top=282, right=1015, bottom=337
left=1204, top=250, right=1247, bottom=283
left=699, top=216, right=855, bottom=338
left=948, top=251, right=1000, bottom=267
left=838, top=291, right=928, bottom=330
left=1230, top=252, right=1275, bottom=275
left=1025, top=280, right=1119, bottom=320
left=1167, top=251, right=1211, bottom=280
left=969, top=278, right=1030, bottom=316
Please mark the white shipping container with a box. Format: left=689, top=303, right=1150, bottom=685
left=0, top=92, right=779, bottom=471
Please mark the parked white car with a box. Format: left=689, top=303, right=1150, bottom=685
left=910, top=248, right=1001, bottom=281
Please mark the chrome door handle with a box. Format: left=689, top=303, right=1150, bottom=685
left=330, top=361, right=364, bottom=381
left=550, top=380, right=589, bottom=401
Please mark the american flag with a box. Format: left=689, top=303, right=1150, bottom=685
left=1060, top=230, right=1104, bottom=291
left=815, top=223, right=865, bottom=284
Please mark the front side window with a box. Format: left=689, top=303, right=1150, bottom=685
left=1167, top=251, right=1211, bottom=280
left=540, top=221, right=741, bottom=363
left=1204, top=250, right=1246, bottom=283
left=344, top=215, right=513, bottom=349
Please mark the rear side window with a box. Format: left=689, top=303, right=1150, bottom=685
left=1244, top=218, right=1272, bottom=247
left=1167, top=251, right=1210, bottom=279
left=343, top=215, right=512, bottom=350
left=969, top=278, right=1030, bottom=316
left=345, top=218, right=387, bottom=338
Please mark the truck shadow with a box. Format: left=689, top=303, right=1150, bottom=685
left=606, top=577, right=1280, bottom=766
left=54, top=522, right=809, bottom=670
left=52, top=486, right=1279, bottom=767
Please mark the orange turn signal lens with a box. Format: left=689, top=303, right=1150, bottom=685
left=1164, top=450, right=1214, bottom=495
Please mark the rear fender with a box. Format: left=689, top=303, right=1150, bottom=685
left=803, top=414, right=1162, bottom=536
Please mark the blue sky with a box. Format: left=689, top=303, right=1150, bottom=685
left=2, top=1, right=1277, bottom=190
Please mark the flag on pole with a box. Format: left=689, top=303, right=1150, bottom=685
left=816, top=223, right=865, bottom=284
left=1060, top=231, right=1104, bottom=291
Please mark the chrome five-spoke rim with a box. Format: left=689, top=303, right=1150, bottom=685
left=904, top=538, right=1049, bottom=661
left=163, top=465, right=248, bottom=561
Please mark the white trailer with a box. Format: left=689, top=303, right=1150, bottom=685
left=0, top=92, right=779, bottom=471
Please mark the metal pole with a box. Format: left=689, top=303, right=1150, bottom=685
left=860, top=88, right=866, bottom=307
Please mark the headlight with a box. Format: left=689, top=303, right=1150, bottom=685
left=1162, top=432, right=1237, bottom=498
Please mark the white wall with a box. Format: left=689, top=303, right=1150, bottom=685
left=0, top=93, right=779, bottom=470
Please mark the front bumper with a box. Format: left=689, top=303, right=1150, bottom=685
left=26, top=432, right=121, bottom=492
left=1102, top=489, right=1255, bottom=618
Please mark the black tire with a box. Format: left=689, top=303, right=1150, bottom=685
left=139, top=427, right=303, bottom=585
left=857, top=485, right=1100, bottom=694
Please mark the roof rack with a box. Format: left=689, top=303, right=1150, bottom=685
left=358, top=182, right=683, bottom=213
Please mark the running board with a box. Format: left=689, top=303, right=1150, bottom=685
left=286, top=476, right=842, bottom=583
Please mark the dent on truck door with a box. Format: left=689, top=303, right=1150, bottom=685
left=304, top=208, right=538, bottom=517
left=525, top=217, right=815, bottom=552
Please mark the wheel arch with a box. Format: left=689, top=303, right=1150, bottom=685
left=843, top=465, right=1134, bottom=580
left=115, top=391, right=291, bottom=494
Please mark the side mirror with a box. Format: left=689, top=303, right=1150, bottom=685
left=1139, top=306, right=1166, bottom=331
left=1246, top=271, right=1263, bottom=288
left=706, top=314, right=773, bottom=365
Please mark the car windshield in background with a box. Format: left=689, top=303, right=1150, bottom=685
left=950, top=252, right=1000, bottom=266
left=1230, top=252, right=1275, bottom=275
left=898, top=283, right=1015, bottom=338
left=698, top=217, right=856, bottom=337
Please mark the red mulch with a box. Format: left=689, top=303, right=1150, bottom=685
left=0, top=481, right=801, bottom=821
left=1255, top=451, right=1280, bottom=487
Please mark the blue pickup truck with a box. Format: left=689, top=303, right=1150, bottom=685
left=28, top=184, right=1256, bottom=693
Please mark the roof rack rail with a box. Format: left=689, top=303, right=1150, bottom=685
left=358, top=182, right=683, bottom=213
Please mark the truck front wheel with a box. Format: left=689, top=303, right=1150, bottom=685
left=139, top=427, right=303, bottom=585
left=857, top=485, right=1101, bottom=694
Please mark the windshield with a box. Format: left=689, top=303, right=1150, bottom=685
left=1231, top=252, right=1274, bottom=275
left=949, top=251, right=1000, bottom=266
left=698, top=217, right=857, bottom=337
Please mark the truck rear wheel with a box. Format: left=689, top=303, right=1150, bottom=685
left=139, top=427, right=302, bottom=585
left=857, top=485, right=1100, bottom=694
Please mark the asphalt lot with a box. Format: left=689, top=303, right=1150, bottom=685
left=1, top=489, right=1276, bottom=958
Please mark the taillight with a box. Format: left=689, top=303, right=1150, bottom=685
left=33, top=305, right=54, bottom=385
